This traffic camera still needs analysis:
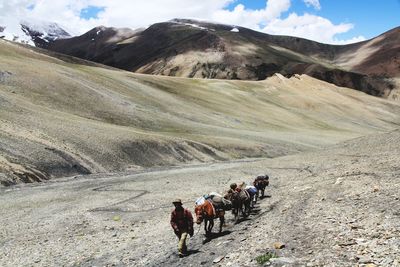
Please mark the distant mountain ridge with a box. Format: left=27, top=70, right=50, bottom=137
left=3, top=18, right=399, bottom=97
left=43, top=19, right=399, bottom=97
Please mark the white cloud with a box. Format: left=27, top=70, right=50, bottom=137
left=303, top=0, right=321, bottom=10
left=211, top=2, right=365, bottom=44
left=263, top=13, right=366, bottom=44
left=211, top=0, right=291, bottom=29
left=332, top=35, right=366, bottom=45
left=0, top=0, right=365, bottom=44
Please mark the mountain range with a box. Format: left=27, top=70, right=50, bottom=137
left=45, top=19, right=400, bottom=97
left=2, top=19, right=399, bottom=98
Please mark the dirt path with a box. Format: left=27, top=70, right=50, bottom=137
left=0, top=158, right=276, bottom=266
left=1, top=131, right=400, bottom=266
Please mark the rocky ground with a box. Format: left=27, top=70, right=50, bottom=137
left=1, top=130, right=399, bottom=267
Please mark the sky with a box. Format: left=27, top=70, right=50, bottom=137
left=0, top=0, right=399, bottom=44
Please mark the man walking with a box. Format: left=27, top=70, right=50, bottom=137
left=170, top=199, right=194, bottom=257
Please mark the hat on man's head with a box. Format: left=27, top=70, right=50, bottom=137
left=172, top=199, right=182, bottom=205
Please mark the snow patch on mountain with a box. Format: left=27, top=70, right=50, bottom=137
left=170, top=19, right=241, bottom=34
left=21, top=19, right=71, bottom=40
left=0, top=19, right=34, bottom=45
left=0, top=18, right=71, bottom=47
left=171, top=20, right=208, bottom=31
left=182, top=23, right=207, bottom=31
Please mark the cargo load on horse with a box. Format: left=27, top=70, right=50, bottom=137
left=245, top=184, right=258, bottom=207
left=245, top=185, right=257, bottom=195
left=196, top=192, right=232, bottom=211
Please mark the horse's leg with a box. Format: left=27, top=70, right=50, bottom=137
left=204, top=220, right=208, bottom=236
left=244, top=200, right=249, bottom=217
left=208, top=219, right=214, bottom=234
left=234, top=207, right=239, bottom=223
left=219, top=216, right=224, bottom=233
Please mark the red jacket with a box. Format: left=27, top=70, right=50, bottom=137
left=170, top=208, right=193, bottom=234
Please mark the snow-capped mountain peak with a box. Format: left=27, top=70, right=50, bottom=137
left=0, top=19, right=71, bottom=47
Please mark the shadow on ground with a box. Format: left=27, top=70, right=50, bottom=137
left=202, top=230, right=232, bottom=244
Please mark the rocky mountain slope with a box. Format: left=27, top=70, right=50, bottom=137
left=2, top=39, right=400, bottom=186
left=46, top=19, right=399, bottom=97
left=333, top=26, right=400, bottom=77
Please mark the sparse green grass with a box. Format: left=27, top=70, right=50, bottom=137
left=255, top=252, right=277, bottom=265
left=112, top=215, right=121, bottom=222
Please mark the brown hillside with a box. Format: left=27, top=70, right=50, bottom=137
left=2, top=39, right=400, bottom=185
left=44, top=19, right=399, bottom=97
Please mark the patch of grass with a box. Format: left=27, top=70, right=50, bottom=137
left=255, top=252, right=277, bottom=265
left=112, top=215, right=121, bottom=222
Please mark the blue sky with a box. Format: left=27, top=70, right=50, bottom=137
left=80, top=6, right=106, bottom=20
left=226, top=0, right=400, bottom=39
left=317, top=0, right=400, bottom=39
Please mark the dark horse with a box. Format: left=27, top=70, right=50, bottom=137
left=254, top=175, right=269, bottom=199
left=195, top=200, right=225, bottom=236
left=224, top=189, right=251, bottom=223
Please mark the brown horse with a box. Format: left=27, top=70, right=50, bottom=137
left=195, top=200, right=225, bottom=236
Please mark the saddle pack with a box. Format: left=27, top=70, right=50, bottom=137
left=197, top=193, right=232, bottom=211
